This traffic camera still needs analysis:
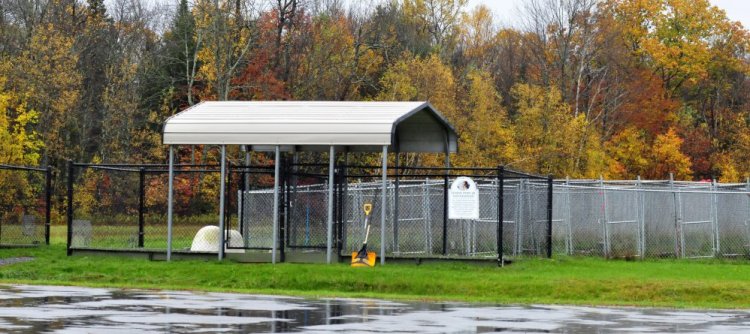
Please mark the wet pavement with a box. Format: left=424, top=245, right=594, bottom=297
left=0, top=284, right=749, bottom=333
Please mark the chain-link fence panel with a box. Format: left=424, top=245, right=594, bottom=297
left=603, top=188, right=641, bottom=258
left=343, top=179, right=387, bottom=257
left=502, top=181, right=520, bottom=256
left=566, top=185, right=604, bottom=256
left=144, top=167, right=226, bottom=252
left=551, top=185, right=571, bottom=255
left=554, top=179, right=750, bottom=259
left=70, top=165, right=141, bottom=250
left=467, top=180, right=500, bottom=257
left=69, top=164, right=236, bottom=253
left=287, top=183, right=328, bottom=249
left=229, top=166, right=278, bottom=251
left=391, top=179, right=435, bottom=255
left=715, top=184, right=750, bottom=257
left=520, top=179, right=550, bottom=256
left=0, top=165, right=50, bottom=246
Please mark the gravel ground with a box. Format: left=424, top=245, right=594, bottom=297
left=0, top=257, right=33, bottom=266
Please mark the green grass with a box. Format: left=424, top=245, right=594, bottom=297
left=2, top=239, right=750, bottom=309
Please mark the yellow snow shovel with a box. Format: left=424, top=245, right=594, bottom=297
left=351, top=203, right=376, bottom=267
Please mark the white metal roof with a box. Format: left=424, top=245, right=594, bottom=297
left=162, top=101, right=458, bottom=153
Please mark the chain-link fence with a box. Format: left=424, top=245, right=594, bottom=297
left=553, top=179, right=750, bottom=259
left=238, top=164, right=553, bottom=261
left=67, top=161, right=552, bottom=262
left=0, top=164, right=51, bottom=246
left=67, top=163, right=263, bottom=254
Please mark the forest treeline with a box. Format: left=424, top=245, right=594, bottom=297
left=2, top=0, right=750, bottom=181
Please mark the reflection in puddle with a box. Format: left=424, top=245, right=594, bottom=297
left=0, top=284, right=748, bottom=333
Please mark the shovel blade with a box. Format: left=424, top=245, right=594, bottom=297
left=351, top=251, right=377, bottom=267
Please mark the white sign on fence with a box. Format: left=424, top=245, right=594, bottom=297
left=448, top=177, right=479, bottom=219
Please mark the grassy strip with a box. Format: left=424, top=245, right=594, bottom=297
left=1, top=244, right=750, bottom=309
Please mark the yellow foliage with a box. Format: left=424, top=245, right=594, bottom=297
left=454, top=69, right=517, bottom=167
left=605, top=127, right=650, bottom=179
left=650, top=128, right=692, bottom=180
left=511, top=84, right=594, bottom=177
left=0, top=75, right=43, bottom=166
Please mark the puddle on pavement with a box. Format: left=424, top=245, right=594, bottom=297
left=0, top=284, right=748, bottom=333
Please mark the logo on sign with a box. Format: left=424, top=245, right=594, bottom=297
left=448, top=176, right=479, bottom=219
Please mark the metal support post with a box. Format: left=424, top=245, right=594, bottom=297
left=381, top=145, right=388, bottom=265
left=243, top=149, right=251, bottom=247
left=218, top=145, right=227, bottom=260
left=272, top=145, right=281, bottom=264
left=394, top=151, right=400, bottom=253
left=326, top=146, right=335, bottom=264
left=167, top=146, right=175, bottom=261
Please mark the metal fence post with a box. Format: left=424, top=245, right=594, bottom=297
left=44, top=166, right=52, bottom=245
left=670, top=173, right=681, bottom=258
left=600, top=176, right=608, bottom=258
left=138, top=167, right=145, bottom=248
left=515, top=179, right=522, bottom=256
left=711, top=179, right=719, bottom=256
left=497, top=166, right=504, bottom=266
left=66, top=161, right=74, bottom=256
left=636, top=176, right=645, bottom=258
left=565, top=177, right=572, bottom=255
left=442, top=169, right=449, bottom=256
left=423, top=177, right=432, bottom=254
left=547, top=175, right=553, bottom=258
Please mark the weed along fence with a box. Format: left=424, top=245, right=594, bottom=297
left=0, top=164, right=51, bottom=247
left=552, top=179, right=750, bottom=259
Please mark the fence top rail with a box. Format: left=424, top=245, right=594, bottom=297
left=0, top=164, right=49, bottom=172
left=70, top=163, right=276, bottom=173
left=291, top=163, right=547, bottom=179
left=555, top=183, right=750, bottom=195
left=557, top=178, right=750, bottom=186
left=72, top=163, right=223, bottom=168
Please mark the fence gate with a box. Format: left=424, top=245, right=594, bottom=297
left=602, top=187, right=642, bottom=258
left=677, top=186, right=717, bottom=258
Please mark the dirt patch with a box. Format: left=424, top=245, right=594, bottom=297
left=0, top=257, right=34, bottom=266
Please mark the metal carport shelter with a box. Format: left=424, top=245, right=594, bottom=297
left=162, top=101, right=458, bottom=264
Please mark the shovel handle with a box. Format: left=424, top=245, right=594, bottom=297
left=363, top=203, right=372, bottom=216
left=363, top=224, right=371, bottom=244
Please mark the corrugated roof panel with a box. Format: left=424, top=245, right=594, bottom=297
left=162, top=101, right=457, bottom=152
